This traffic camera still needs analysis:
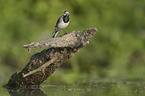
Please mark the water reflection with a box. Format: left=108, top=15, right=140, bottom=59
left=3, top=81, right=145, bottom=96
left=6, top=87, right=47, bottom=96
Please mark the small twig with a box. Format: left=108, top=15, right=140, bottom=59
left=23, top=57, right=57, bottom=78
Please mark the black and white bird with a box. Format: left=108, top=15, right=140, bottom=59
left=52, top=11, right=70, bottom=38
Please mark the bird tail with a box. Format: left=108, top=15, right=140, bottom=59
left=52, top=28, right=59, bottom=38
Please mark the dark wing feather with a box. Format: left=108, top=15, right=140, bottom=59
left=52, top=27, right=60, bottom=38
left=55, top=16, right=62, bottom=27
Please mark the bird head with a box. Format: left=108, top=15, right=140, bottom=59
left=63, top=11, right=70, bottom=16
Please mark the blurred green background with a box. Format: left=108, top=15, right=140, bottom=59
left=0, top=0, right=145, bottom=83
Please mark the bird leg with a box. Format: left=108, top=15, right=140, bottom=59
left=62, top=29, right=67, bottom=34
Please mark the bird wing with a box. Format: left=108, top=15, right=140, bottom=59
left=55, top=16, right=62, bottom=27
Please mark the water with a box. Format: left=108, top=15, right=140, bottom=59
left=1, top=80, right=145, bottom=96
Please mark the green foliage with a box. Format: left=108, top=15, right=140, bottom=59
left=0, top=0, right=145, bottom=80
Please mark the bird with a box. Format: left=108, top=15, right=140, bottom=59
left=52, top=11, right=70, bottom=38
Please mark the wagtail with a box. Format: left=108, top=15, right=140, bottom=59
left=52, top=11, right=70, bottom=38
